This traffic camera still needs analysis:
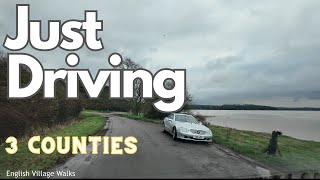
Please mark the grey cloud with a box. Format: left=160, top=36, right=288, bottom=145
left=205, top=56, right=240, bottom=71
left=1, top=0, right=320, bottom=107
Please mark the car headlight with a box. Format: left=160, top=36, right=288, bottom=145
left=179, top=127, right=189, bottom=133
left=207, top=130, right=212, bottom=135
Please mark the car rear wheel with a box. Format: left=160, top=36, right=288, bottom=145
left=172, top=127, right=177, bottom=140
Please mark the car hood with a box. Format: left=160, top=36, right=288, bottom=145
left=175, top=121, right=210, bottom=131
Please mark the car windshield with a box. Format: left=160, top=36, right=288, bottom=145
left=175, top=114, right=199, bottom=124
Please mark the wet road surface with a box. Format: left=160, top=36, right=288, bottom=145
left=53, top=113, right=271, bottom=178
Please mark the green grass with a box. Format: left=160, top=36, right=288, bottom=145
left=117, top=113, right=162, bottom=124
left=120, top=113, right=320, bottom=172
left=84, top=109, right=110, bottom=113
left=209, top=125, right=320, bottom=172
left=0, top=112, right=107, bottom=178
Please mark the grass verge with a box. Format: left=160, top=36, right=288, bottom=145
left=116, top=113, right=162, bottom=124
left=0, top=111, right=107, bottom=178
left=210, top=125, right=320, bottom=172
left=119, top=113, right=320, bottom=172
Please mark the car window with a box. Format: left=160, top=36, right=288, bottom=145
left=175, top=114, right=199, bottom=124
left=168, top=114, right=174, bottom=119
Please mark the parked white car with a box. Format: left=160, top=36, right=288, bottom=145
left=163, top=113, right=212, bottom=142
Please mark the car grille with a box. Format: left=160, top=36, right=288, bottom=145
left=190, top=129, right=206, bottom=135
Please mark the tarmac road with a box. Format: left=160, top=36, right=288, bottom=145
left=53, top=113, right=271, bottom=178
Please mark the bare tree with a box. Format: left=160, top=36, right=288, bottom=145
left=117, top=58, right=141, bottom=69
left=114, top=57, right=193, bottom=117
left=116, top=58, right=144, bottom=115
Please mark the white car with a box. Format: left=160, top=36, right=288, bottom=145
left=163, top=113, right=212, bottom=142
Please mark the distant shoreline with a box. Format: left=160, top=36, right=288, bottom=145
left=190, top=104, right=320, bottom=111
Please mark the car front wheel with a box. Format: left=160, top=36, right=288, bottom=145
left=172, top=127, right=177, bottom=140
left=162, top=123, right=166, bottom=133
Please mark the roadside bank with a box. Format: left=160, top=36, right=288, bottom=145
left=0, top=111, right=107, bottom=178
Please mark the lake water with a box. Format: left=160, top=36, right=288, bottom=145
left=191, top=110, right=320, bottom=142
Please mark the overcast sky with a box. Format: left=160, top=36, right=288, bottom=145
left=1, top=0, right=320, bottom=107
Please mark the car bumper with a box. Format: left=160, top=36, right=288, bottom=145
left=177, top=131, right=212, bottom=142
